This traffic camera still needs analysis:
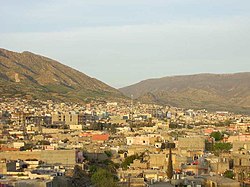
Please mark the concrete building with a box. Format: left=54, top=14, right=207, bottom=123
left=126, top=136, right=158, bottom=146
left=232, top=153, right=250, bottom=182
left=178, top=137, right=205, bottom=152
left=233, top=141, right=250, bottom=153
left=52, top=111, right=78, bottom=126
left=204, top=175, right=240, bottom=187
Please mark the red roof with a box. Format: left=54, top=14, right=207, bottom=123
left=0, top=147, right=19, bottom=151
left=204, top=129, right=213, bottom=134
left=92, top=134, right=109, bottom=141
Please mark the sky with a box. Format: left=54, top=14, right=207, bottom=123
left=0, top=0, right=250, bottom=88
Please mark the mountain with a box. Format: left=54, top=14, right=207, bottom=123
left=0, top=48, right=124, bottom=102
left=120, top=73, right=250, bottom=114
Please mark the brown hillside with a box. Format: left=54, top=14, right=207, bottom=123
left=120, top=73, right=250, bottom=113
left=0, top=48, right=124, bottom=102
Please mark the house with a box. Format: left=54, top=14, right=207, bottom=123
left=203, top=175, right=240, bottom=187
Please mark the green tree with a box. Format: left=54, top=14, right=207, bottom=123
left=214, top=142, right=232, bottom=152
left=71, top=165, right=91, bottom=186
left=121, top=154, right=139, bottom=169
left=110, top=124, right=116, bottom=134
left=167, top=148, right=173, bottom=181
left=223, top=170, right=235, bottom=179
left=101, top=159, right=119, bottom=173
left=91, top=168, right=118, bottom=187
left=20, top=143, right=34, bottom=151
left=210, top=131, right=223, bottom=141
left=73, top=165, right=86, bottom=179
left=89, top=165, right=98, bottom=174
left=37, top=140, right=50, bottom=145
left=104, top=150, right=112, bottom=158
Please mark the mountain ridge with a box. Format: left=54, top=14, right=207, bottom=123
left=0, top=48, right=124, bottom=102
left=120, top=72, right=250, bottom=113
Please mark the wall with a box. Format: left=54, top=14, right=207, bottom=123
left=0, top=150, right=76, bottom=166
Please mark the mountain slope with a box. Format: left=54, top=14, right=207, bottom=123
left=120, top=73, right=250, bottom=113
left=0, top=48, right=124, bottom=102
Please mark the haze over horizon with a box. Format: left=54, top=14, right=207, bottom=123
left=1, top=0, right=250, bottom=88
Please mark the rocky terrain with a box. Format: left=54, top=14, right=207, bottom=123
left=0, top=48, right=124, bottom=102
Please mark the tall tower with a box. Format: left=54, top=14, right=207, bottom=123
left=167, top=147, right=173, bottom=182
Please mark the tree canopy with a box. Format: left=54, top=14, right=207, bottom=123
left=91, top=168, right=118, bottom=187
left=167, top=148, right=173, bottom=180
left=121, top=154, right=139, bottom=169
left=223, top=170, right=235, bottom=179
left=214, top=142, right=232, bottom=152
left=210, top=131, right=223, bottom=141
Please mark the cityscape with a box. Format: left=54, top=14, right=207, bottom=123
left=0, top=91, right=249, bottom=186
left=1, top=0, right=250, bottom=187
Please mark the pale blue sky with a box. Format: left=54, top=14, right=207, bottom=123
left=0, top=0, right=250, bottom=88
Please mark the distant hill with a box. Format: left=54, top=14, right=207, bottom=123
left=120, top=73, right=250, bottom=114
left=0, top=48, right=124, bottom=102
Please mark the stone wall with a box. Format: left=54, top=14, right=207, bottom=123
left=178, top=137, right=205, bottom=151
left=0, top=150, right=76, bottom=165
